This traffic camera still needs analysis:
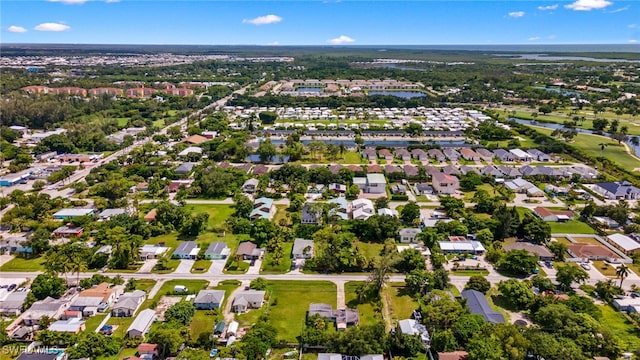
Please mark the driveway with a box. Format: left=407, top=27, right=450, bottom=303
left=207, top=259, right=227, bottom=275
left=247, top=259, right=262, bottom=275
left=175, top=259, right=195, bottom=274
left=137, top=259, right=157, bottom=274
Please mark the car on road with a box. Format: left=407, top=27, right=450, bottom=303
left=7, top=284, right=17, bottom=291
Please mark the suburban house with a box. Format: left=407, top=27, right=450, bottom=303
left=461, top=289, right=505, bottom=323
left=404, top=165, right=419, bottom=177
left=292, top=238, right=315, bottom=259
left=504, top=178, right=544, bottom=197
left=111, top=290, right=146, bottom=317
left=308, top=303, right=359, bottom=330
left=527, top=149, right=550, bottom=162
left=532, top=207, right=575, bottom=222
left=242, top=178, right=260, bottom=193
left=22, top=297, right=69, bottom=326
left=351, top=198, right=375, bottom=220
left=139, top=244, right=169, bottom=259
left=52, top=226, right=83, bottom=237
left=232, top=290, right=266, bottom=313
left=606, top=234, right=640, bottom=255
left=172, top=241, right=200, bottom=260
left=236, top=242, right=264, bottom=260
left=509, top=149, right=533, bottom=162
left=497, top=166, right=521, bottom=178
left=378, top=208, right=399, bottom=217
left=0, top=291, right=28, bottom=316
left=411, top=149, right=428, bottom=161
left=361, top=148, right=377, bottom=162
left=328, top=197, right=349, bottom=221
left=194, top=290, right=226, bottom=310
left=0, top=237, right=31, bottom=255
left=399, top=228, right=422, bottom=243
left=459, top=148, right=480, bottom=161
left=475, top=148, right=494, bottom=162
left=443, top=148, right=460, bottom=161
left=394, top=149, right=411, bottom=161
left=503, top=242, right=554, bottom=261
left=144, top=209, right=157, bottom=222
left=493, top=149, right=516, bottom=162
left=183, top=134, right=208, bottom=145
left=70, top=283, right=121, bottom=316
left=98, top=208, right=127, bottom=221
left=52, top=208, right=94, bottom=220
left=328, top=183, right=347, bottom=193
left=137, top=343, right=159, bottom=359
left=481, top=165, right=503, bottom=177
left=398, top=319, right=430, bottom=344
left=48, top=318, right=86, bottom=334
left=250, top=197, right=276, bottom=220
left=431, top=172, right=459, bottom=195
left=414, top=183, right=433, bottom=195
left=175, top=162, right=196, bottom=175
left=204, top=242, right=230, bottom=260
left=438, top=239, right=486, bottom=255
left=178, top=146, right=203, bottom=157
left=391, top=184, right=407, bottom=194
left=301, top=203, right=323, bottom=224
left=594, top=181, right=640, bottom=200
left=593, top=216, right=620, bottom=229
left=378, top=149, right=393, bottom=161
left=427, top=149, right=446, bottom=162
left=613, top=296, right=640, bottom=314
left=126, top=309, right=156, bottom=338
left=366, top=174, right=387, bottom=193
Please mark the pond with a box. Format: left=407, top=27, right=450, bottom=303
left=496, top=54, right=640, bottom=63
left=368, top=91, right=426, bottom=98
left=296, top=87, right=322, bottom=93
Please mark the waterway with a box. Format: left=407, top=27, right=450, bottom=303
left=368, top=91, right=426, bottom=98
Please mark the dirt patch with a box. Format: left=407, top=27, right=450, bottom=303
left=155, top=296, right=183, bottom=320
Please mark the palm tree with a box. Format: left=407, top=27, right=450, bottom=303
left=616, top=264, right=630, bottom=288
left=598, top=142, right=608, bottom=154
left=70, top=254, right=88, bottom=287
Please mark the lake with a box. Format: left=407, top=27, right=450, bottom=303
left=496, top=54, right=640, bottom=63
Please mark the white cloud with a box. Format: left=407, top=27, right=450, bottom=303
left=608, top=6, right=629, bottom=13
left=48, top=0, right=88, bottom=4
left=565, top=0, right=612, bottom=11
left=508, top=11, right=525, bottom=18
left=34, top=22, right=71, bottom=32
left=105, top=0, right=120, bottom=2
left=528, top=36, right=541, bottom=41
left=537, top=4, right=558, bottom=10
left=629, top=39, right=638, bottom=43
left=242, top=14, right=282, bottom=25
left=629, top=24, right=638, bottom=28
left=267, top=41, right=280, bottom=46
left=327, top=35, right=355, bottom=44
left=7, top=25, right=27, bottom=33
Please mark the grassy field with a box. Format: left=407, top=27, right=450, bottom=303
left=84, top=313, right=108, bottom=332
left=463, top=183, right=495, bottom=201
left=0, top=256, right=46, bottom=272
left=354, top=241, right=384, bottom=260
left=185, top=204, right=234, bottom=229
left=267, top=280, right=337, bottom=342
left=191, top=259, right=212, bottom=273
left=592, top=260, right=618, bottom=277
left=133, top=279, right=156, bottom=293
left=549, top=220, right=596, bottom=234
left=383, top=283, right=419, bottom=324
left=344, top=281, right=381, bottom=326
left=531, top=126, right=640, bottom=171
left=571, top=236, right=605, bottom=245
left=450, top=269, right=490, bottom=276
left=598, top=305, right=640, bottom=352
left=261, top=242, right=293, bottom=273
left=153, top=279, right=210, bottom=302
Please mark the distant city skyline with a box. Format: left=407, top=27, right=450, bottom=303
left=1, top=0, right=639, bottom=45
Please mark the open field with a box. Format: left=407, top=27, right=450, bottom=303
left=549, top=220, right=595, bottom=234
left=185, top=204, right=235, bottom=230
left=133, top=279, right=157, bottom=293
left=267, top=280, right=337, bottom=342
left=592, top=260, right=618, bottom=277
left=383, top=282, right=419, bottom=324
left=599, top=305, right=640, bottom=352
left=354, top=241, right=384, bottom=260
left=344, top=281, right=381, bottom=326
left=0, top=256, right=46, bottom=272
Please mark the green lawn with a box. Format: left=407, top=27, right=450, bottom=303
left=191, top=259, right=212, bottom=273
left=450, top=269, right=490, bottom=276
left=592, top=260, right=618, bottom=277
left=0, top=256, right=46, bottom=272
left=84, top=313, right=107, bottom=332
left=184, top=204, right=235, bottom=230
left=384, top=283, right=419, bottom=324
left=354, top=241, right=384, bottom=260
left=133, top=279, right=157, bottom=293
left=599, top=305, right=640, bottom=352
left=153, top=279, right=210, bottom=302
left=261, top=242, right=293, bottom=274
left=344, top=281, right=381, bottom=326
left=106, top=316, right=135, bottom=339
left=267, top=280, right=337, bottom=342
left=189, top=279, right=243, bottom=339
left=273, top=205, right=289, bottom=226
left=549, top=220, right=596, bottom=234
left=152, top=258, right=180, bottom=274
left=530, top=126, right=640, bottom=171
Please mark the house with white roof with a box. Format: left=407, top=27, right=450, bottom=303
left=52, top=208, right=94, bottom=220
left=398, top=319, right=430, bottom=344
left=509, top=149, right=533, bottom=162
left=438, top=240, right=486, bottom=254
left=48, top=318, right=85, bottom=334
left=139, top=244, right=169, bottom=259
left=399, top=228, right=422, bottom=243
left=126, top=309, right=156, bottom=338
left=607, top=234, right=640, bottom=255
left=178, top=146, right=203, bottom=157
left=172, top=241, right=200, bottom=259
left=351, top=198, right=375, bottom=220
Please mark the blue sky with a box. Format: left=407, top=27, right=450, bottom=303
left=2, top=0, right=638, bottom=45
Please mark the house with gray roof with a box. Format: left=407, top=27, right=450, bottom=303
left=385, top=164, right=403, bottom=174
left=232, top=290, right=266, bottom=313
left=194, top=290, right=226, bottom=310
left=318, top=354, right=342, bottom=360
left=308, top=303, right=359, bottom=330
left=461, top=289, right=505, bottom=323
left=111, top=290, right=146, bottom=317
left=22, top=297, right=69, bottom=326
left=205, top=242, right=230, bottom=260
left=411, top=149, right=428, bottom=161
left=414, top=183, right=433, bottom=195
left=459, top=165, right=479, bottom=175
left=126, top=309, right=156, bottom=338
left=493, top=149, right=515, bottom=162
left=48, top=318, right=85, bottom=334
left=527, top=149, right=550, bottom=162
left=398, top=319, right=430, bottom=344
left=481, top=165, right=503, bottom=177
left=242, top=178, right=260, bottom=193
left=361, top=148, right=377, bottom=162
left=443, top=148, right=460, bottom=161
left=0, top=291, right=28, bottom=316
left=399, top=228, right=422, bottom=243
left=328, top=197, right=349, bottom=221
left=302, top=203, right=323, bottom=224
left=236, top=242, right=263, bottom=260
left=292, top=238, right=314, bottom=259
left=404, top=165, right=419, bottom=177
left=395, top=149, right=411, bottom=161
left=427, top=149, right=446, bottom=162
left=475, top=148, right=494, bottom=161
left=175, top=162, right=196, bottom=175
left=497, top=166, right=521, bottom=178
left=442, top=165, right=460, bottom=176
left=594, top=181, right=640, bottom=200
left=172, top=241, right=200, bottom=259
left=98, top=208, right=127, bottom=221
left=365, top=173, right=387, bottom=194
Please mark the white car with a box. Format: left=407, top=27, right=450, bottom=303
left=580, top=263, right=591, bottom=271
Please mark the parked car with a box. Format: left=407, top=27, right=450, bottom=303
left=7, top=284, right=17, bottom=292
left=580, top=263, right=591, bottom=270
